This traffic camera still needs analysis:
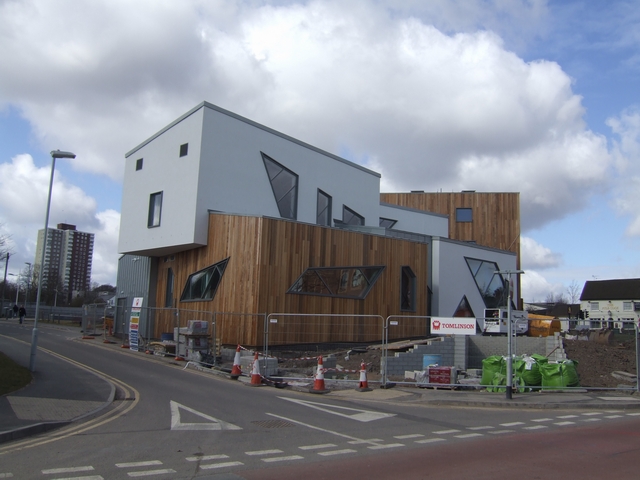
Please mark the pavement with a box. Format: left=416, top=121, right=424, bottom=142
left=1, top=318, right=640, bottom=445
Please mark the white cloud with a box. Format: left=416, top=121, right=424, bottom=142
left=521, top=236, right=562, bottom=270
left=521, top=269, right=564, bottom=303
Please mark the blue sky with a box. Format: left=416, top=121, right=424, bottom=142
left=0, top=0, right=639, bottom=302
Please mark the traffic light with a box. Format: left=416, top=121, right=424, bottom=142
left=585, top=310, right=589, bottom=319
left=578, top=310, right=584, bottom=319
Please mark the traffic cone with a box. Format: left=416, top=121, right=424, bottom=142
left=356, top=361, right=372, bottom=392
left=249, top=352, right=263, bottom=386
left=309, top=355, right=330, bottom=394
left=230, top=345, right=242, bottom=379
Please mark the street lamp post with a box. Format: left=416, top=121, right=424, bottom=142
left=29, top=149, right=76, bottom=372
left=24, top=262, right=31, bottom=303
left=494, top=269, right=525, bottom=400
left=8, top=273, right=21, bottom=305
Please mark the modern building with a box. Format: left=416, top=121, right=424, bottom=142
left=117, top=101, right=521, bottom=347
left=580, top=278, right=640, bottom=330
left=35, top=223, right=94, bottom=303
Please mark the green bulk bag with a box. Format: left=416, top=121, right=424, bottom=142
left=540, top=360, right=580, bottom=388
left=481, top=355, right=505, bottom=386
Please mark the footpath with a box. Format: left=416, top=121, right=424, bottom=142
left=1, top=318, right=640, bottom=444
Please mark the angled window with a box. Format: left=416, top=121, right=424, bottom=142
left=401, top=266, right=416, bottom=311
left=180, top=258, right=229, bottom=302
left=164, top=268, right=174, bottom=308
left=456, top=208, right=473, bottom=222
left=317, top=189, right=332, bottom=226
left=379, top=217, right=397, bottom=229
left=465, top=257, right=507, bottom=308
left=135, top=158, right=143, bottom=171
left=148, top=192, right=163, bottom=228
left=453, top=296, right=475, bottom=317
left=179, top=143, right=188, bottom=157
left=289, top=266, right=384, bottom=299
left=262, top=152, right=298, bottom=220
left=342, top=205, right=364, bottom=226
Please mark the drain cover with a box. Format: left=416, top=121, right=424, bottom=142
left=251, top=419, right=296, bottom=428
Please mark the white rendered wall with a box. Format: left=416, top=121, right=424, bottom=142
left=119, top=108, right=205, bottom=255
left=379, top=203, right=449, bottom=237
left=431, top=237, right=518, bottom=318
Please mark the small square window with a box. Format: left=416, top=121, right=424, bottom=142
left=136, top=158, right=143, bottom=171
left=456, top=208, right=473, bottom=222
left=179, top=143, right=188, bottom=157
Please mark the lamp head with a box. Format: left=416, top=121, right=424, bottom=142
left=51, top=150, right=76, bottom=159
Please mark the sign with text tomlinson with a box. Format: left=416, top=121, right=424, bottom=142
left=430, top=317, right=477, bottom=335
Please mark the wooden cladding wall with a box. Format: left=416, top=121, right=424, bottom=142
left=154, top=213, right=429, bottom=346
left=381, top=192, right=520, bottom=260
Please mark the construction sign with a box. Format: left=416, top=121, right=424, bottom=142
left=129, top=297, right=144, bottom=351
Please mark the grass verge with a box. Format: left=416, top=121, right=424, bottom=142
left=0, top=351, right=32, bottom=396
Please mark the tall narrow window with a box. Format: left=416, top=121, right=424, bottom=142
left=165, top=268, right=174, bottom=307
left=401, top=266, right=416, bottom=311
left=342, top=205, right=364, bottom=226
left=179, top=143, right=188, bottom=157
left=148, top=192, right=163, bottom=228
left=317, top=189, right=332, bottom=226
left=262, top=152, right=298, bottom=220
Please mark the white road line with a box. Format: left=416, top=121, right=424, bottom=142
left=199, top=462, right=244, bottom=470
left=500, top=422, right=525, bottom=427
left=261, top=456, right=304, bottom=463
left=582, top=412, right=602, bottom=416
left=0, top=474, right=12, bottom=479
left=394, top=434, right=424, bottom=439
left=299, top=444, right=337, bottom=450
left=557, top=415, right=578, bottom=419
left=348, top=439, right=384, bottom=444
left=433, top=429, right=460, bottom=435
left=127, top=469, right=177, bottom=477
left=454, top=433, right=483, bottom=439
left=531, top=418, right=553, bottom=422
left=582, top=418, right=601, bottom=422
left=42, top=466, right=95, bottom=474
left=554, top=421, right=575, bottom=426
left=605, top=415, right=624, bottom=419
left=415, top=438, right=446, bottom=444
left=318, top=449, right=357, bottom=456
left=627, top=413, right=640, bottom=416
left=368, top=443, right=404, bottom=450
left=186, top=455, right=229, bottom=461
left=245, top=449, right=283, bottom=456
left=489, top=430, right=515, bottom=434
left=467, top=426, right=494, bottom=430
left=523, top=425, right=547, bottom=430
left=46, top=477, right=103, bottom=480
left=116, top=461, right=163, bottom=468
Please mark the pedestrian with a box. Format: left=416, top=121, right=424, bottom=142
left=13, top=304, right=18, bottom=318
left=18, top=305, right=26, bottom=325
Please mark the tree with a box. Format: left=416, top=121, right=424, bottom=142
left=566, top=280, right=581, bottom=304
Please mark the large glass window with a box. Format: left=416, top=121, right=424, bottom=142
left=456, top=208, right=473, bottom=222
left=401, top=266, right=416, bottom=311
left=180, top=258, right=229, bottom=302
left=148, top=192, right=163, bottom=228
left=379, top=217, right=397, bottom=229
left=317, top=189, right=332, bottom=226
left=289, top=266, right=384, bottom=299
left=262, top=152, right=298, bottom=220
left=342, top=206, right=364, bottom=226
left=465, top=257, right=507, bottom=308
left=453, top=296, right=475, bottom=317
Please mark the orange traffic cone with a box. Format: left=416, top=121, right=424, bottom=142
left=356, top=361, right=372, bottom=392
left=230, top=345, right=242, bottom=379
left=309, top=355, right=330, bottom=394
left=249, top=352, right=263, bottom=386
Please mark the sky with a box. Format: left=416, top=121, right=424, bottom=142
left=0, top=0, right=639, bottom=303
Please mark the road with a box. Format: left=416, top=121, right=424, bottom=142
left=1, top=322, right=639, bottom=479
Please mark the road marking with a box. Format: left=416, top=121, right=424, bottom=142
left=318, top=449, right=357, bottom=456
left=531, top=418, right=552, bottom=422
left=368, top=443, right=404, bottom=450
left=116, top=461, right=162, bottom=468
left=186, top=455, right=229, bottom=461
left=199, top=462, right=244, bottom=470
left=500, top=422, right=524, bottom=427
left=454, top=433, right=483, bottom=439
left=582, top=418, right=601, bottom=422
left=415, top=438, right=446, bottom=444
left=348, top=439, right=384, bottom=444
left=582, top=412, right=602, bottom=416
left=46, top=477, right=103, bottom=480
left=299, top=444, right=337, bottom=450
left=42, top=466, right=95, bottom=474
left=627, top=413, right=640, bottom=416
left=127, top=469, right=177, bottom=477
left=489, top=430, right=514, bottom=434
left=605, top=415, right=624, bottom=419
left=0, top=474, right=12, bottom=479
left=433, top=429, right=460, bottom=434
left=394, top=434, right=424, bottom=439
left=278, top=397, right=396, bottom=422
left=467, top=426, right=494, bottom=430
left=261, top=456, right=304, bottom=463
left=245, top=450, right=283, bottom=456
left=554, top=421, right=575, bottom=426
left=557, top=415, right=578, bottom=419
left=170, top=401, right=241, bottom=431
left=523, top=425, right=547, bottom=430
